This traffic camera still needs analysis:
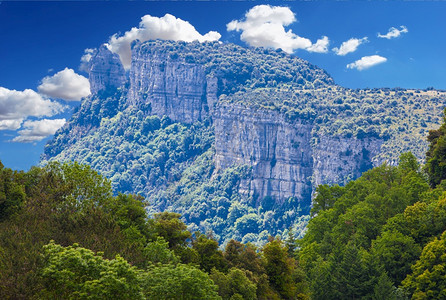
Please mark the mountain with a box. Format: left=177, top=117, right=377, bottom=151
left=42, top=40, right=446, bottom=245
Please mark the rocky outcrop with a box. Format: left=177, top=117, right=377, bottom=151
left=312, top=136, right=383, bottom=188
left=45, top=39, right=444, bottom=213
left=127, top=41, right=216, bottom=123
left=214, top=103, right=384, bottom=204
left=89, top=45, right=127, bottom=94
left=214, top=103, right=313, bottom=205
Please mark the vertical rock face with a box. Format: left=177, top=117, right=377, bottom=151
left=312, top=136, right=383, bottom=188
left=52, top=40, right=388, bottom=208
left=127, top=43, right=215, bottom=123
left=214, top=104, right=314, bottom=206
left=214, top=103, right=384, bottom=204
left=89, top=45, right=127, bottom=94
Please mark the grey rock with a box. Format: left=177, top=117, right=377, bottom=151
left=127, top=43, right=213, bottom=123
left=89, top=45, right=127, bottom=94
left=214, top=103, right=383, bottom=205
left=312, top=136, right=383, bottom=189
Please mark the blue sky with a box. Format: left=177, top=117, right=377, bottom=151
left=1, top=1, right=445, bottom=170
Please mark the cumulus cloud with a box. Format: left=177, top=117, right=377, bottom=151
left=12, top=119, right=66, bottom=143
left=0, top=87, right=64, bottom=130
left=37, top=68, right=91, bottom=101
left=333, top=37, right=368, bottom=56
left=227, top=5, right=329, bottom=54
left=378, top=26, right=408, bottom=39
left=107, top=14, right=221, bottom=69
left=80, top=48, right=96, bottom=72
left=0, top=119, right=23, bottom=131
left=347, top=55, right=387, bottom=71
left=307, top=36, right=330, bottom=53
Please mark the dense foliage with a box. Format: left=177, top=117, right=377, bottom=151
left=425, top=108, right=446, bottom=188
left=297, top=148, right=446, bottom=298
left=42, top=105, right=309, bottom=246
left=3, top=109, right=446, bottom=298
left=0, top=161, right=308, bottom=299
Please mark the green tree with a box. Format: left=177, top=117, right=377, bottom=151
left=285, top=227, right=297, bottom=256
left=0, top=162, right=150, bottom=297
left=40, top=241, right=144, bottom=299
left=262, top=238, right=296, bottom=299
left=150, top=212, right=191, bottom=249
left=332, top=242, right=372, bottom=299
left=0, top=163, right=26, bottom=221
left=308, top=258, right=336, bottom=300
left=192, top=232, right=227, bottom=273
left=311, top=184, right=344, bottom=217
left=141, top=263, right=221, bottom=299
left=143, top=237, right=179, bottom=265
left=425, top=108, right=446, bottom=187
left=210, top=268, right=257, bottom=300
left=402, top=231, right=446, bottom=299
left=372, top=272, right=397, bottom=300
left=224, top=240, right=264, bottom=275
left=372, top=230, right=421, bottom=285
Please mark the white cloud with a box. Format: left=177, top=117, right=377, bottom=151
left=107, top=14, right=221, bottom=69
left=307, top=36, right=330, bottom=53
left=12, top=119, right=66, bottom=143
left=0, top=87, right=64, bottom=131
left=80, top=48, right=96, bottom=72
left=227, top=5, right=329, bottom=54
left=347, top=55, right=387, bottom=71
left=0, top=119, right=23, bottom=131
left=333, top=37, right=368, bottom=56
left=378, top=26, right=408, bottom=39
left=38, top=68, right=91, bottom=101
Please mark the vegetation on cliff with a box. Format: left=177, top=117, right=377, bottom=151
left=42, top=40, right=446, bottom=246
left=2, top=110, right=446, bottom=299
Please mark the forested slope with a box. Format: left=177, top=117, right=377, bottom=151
left=2, top=110, right=446, bottom=299
left=42, top=40, right=446, bottom=245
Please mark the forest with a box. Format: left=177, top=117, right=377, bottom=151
left=2, top=110, right=446, bottom=298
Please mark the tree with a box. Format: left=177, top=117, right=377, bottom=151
left=311, top=184, right=344, bottom=217
left=224, top=240, right=264, bottom=276
left=143, top=237, right=179, bottom=265
left=192, top=232, right=227, bottom=273
left=149, top=212, right=191, bottom=249
left=332, top=242, right=372, bottom=299
left=262, top=238, right=296, bottom=299
left=308, top=257, right=336, bottom=300
left=402, top=231, right=446, bottom=299
left=40, top=241, right=144, bottom=299
left=425, top=108, right=446, bottom=187
left=372, top=272, right=397, bottom=300
left=398, top=152, right=420, bottom=174
left=0, top=165, right=26, bottom=221
left=372, top=230, right=421, bottom=285
left=141, top=264, right=221, bottom=299
left=285, top=227, right=297, bottom=256
left=210, top=268, right=257, bottom=300
left=0, top=162, right=151, bottom=297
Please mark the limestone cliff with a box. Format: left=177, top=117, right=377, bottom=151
left=312, top=136, right=383, bottom=188
left=89, top=45, right=127, bottom=94
left=43, top=40, right=446, bottom=243
left=214, top=103, right=314, bottom=206
left=213, top=102, right=385, bottom=207
left=127, top=41, right=215, bottom=123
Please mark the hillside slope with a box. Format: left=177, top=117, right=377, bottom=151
left=42, top=40, right=446, bottom=244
